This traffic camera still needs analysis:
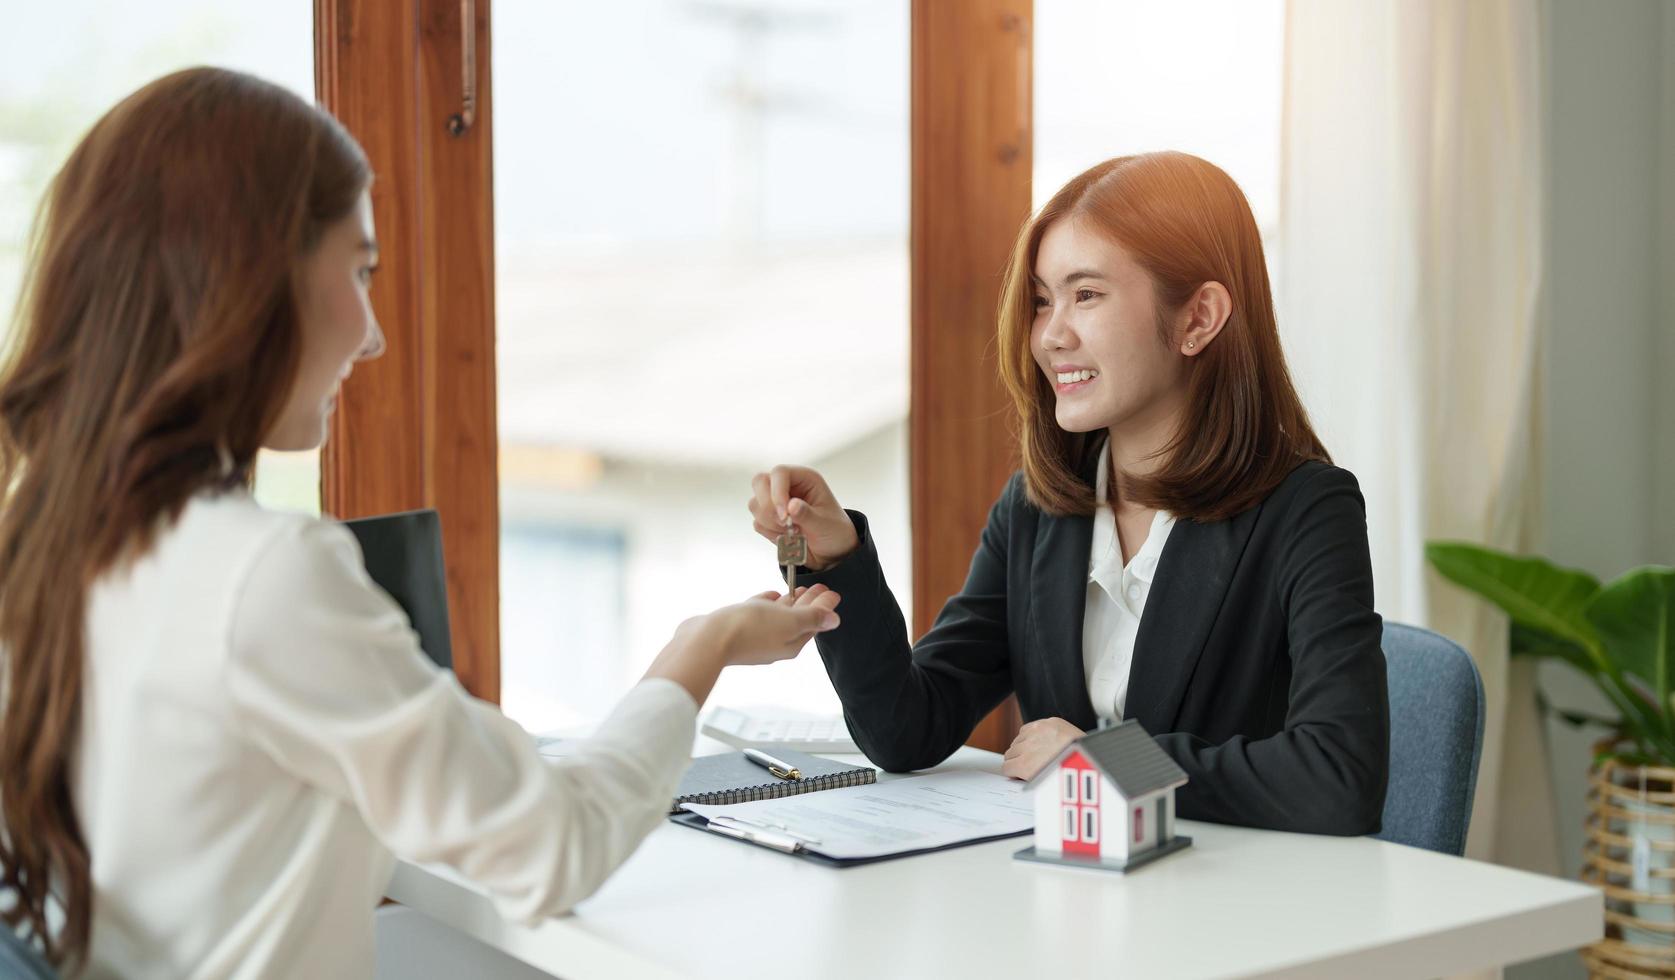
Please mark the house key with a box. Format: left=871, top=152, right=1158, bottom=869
left=776, top=517, right=808, bottom=593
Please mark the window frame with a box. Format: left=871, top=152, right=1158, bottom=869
left=316, top=0, right=1032, bottom=745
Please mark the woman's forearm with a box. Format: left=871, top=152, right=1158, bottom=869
left=641, top=616, right=730, bottom=705
left=803, top=512, right=1004, bottom=772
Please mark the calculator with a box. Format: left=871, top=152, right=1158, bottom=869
left=700, top=707, right=860, bottom=754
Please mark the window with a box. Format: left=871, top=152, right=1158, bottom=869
left=492, top=0, right=911, bottom=731
left=1134, top=806, right=1144, bottom=843
left=1033, top=0, right=1285, bottom=234
left=1062, top=805, right=1079, bottom=841
left=1061, top=768, right=1079, bottom=803
left=1, top=2, right=319, bottom=513
left=1082, top=806, right=1099, bottom=844
left=1081, top=769, right=1099, bottom=805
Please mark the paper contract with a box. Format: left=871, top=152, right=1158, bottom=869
left=681, top=770, right=1033, bottom=860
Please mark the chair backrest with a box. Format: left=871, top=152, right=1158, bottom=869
left=0, top=929, right=58, bottom=980
left=1375, top=622, right=1485, bottom=856
left=343, top=509, right=453, bottom=671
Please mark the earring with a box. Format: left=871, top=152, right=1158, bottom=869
left=1186, top=341, right=1196, bottom=350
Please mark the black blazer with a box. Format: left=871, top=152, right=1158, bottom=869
left=800, top=456, right=1389, bottom=836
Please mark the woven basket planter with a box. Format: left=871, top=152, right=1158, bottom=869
left=1582, top=751, right=1675, bottom=978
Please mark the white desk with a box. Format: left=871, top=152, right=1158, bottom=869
left=387, top=747, right=1602, bottom=979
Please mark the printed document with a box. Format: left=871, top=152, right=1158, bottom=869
left=681, top=770, right=1033, bottom=859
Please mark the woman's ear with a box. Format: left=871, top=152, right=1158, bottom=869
left=1179, top=281, right=1232, bottom=357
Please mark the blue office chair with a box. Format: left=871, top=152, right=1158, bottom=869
left=0, top=929, right=57, bottom=980
left=1374, top=622, right=1486, bottom=856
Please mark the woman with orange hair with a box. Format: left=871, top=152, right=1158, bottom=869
left=0, top=68, right=840, bottom=977
left=750, top=152, right=1387, bottom=835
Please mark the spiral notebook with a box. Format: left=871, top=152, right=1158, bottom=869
left=671, top=750, right=875, bottom=813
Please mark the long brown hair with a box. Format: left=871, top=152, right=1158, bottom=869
left=0, top=67, right=369, bottom=966
left=997, top=151, right=1327, bottom=521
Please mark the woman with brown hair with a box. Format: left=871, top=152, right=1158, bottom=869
left=750, top=151, right=1388, bottom=835
left=0, top=68, right=840, bottom=977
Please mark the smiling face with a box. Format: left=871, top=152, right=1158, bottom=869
left=266, top=190, right=385, bottom=451
left=1029, top=217, right=1187, bottom=438
left=998, top=152, right=1315, bottom=521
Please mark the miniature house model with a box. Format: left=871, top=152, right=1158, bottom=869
left=1015, top=719, right=1192, bottom=872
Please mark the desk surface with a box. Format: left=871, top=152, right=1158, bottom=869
left=388, top=747, right=1602, bottom=980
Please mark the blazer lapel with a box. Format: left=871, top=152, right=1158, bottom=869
left=1028, top=508, right=1100, bottom=729
left=1026, top=452, right=1102, bottom=731
left=1125, top=504, right=1262, bottom=736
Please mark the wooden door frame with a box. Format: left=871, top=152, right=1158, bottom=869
left=314, top=0, right=501, bottom=703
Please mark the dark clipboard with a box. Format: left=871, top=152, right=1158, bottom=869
left=668, top=811, right=1031, bottom=867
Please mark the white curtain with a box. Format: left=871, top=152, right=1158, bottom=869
left=1277, top=0, right=1554, bottom=874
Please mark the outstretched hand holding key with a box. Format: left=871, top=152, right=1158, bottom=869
left=748, top=465, right=861, bottom=574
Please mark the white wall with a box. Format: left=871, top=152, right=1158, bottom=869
left=1542, top=0, right=1666, bottom=575
left=1517, top=2, right=1674, bottom=977
left=1659, top=2, right=1675, bottom=567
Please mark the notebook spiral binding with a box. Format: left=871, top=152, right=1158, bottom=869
left=671, top=768, right=876, bottom=812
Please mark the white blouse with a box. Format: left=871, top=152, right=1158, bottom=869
left=1083, top=443, right=1176, bottom=724
left=74, top=491, right=696, bottom=980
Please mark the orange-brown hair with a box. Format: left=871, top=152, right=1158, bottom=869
left=997, top=151, right=1327, bottom=520
left=0, top=67, right=369, bottom=967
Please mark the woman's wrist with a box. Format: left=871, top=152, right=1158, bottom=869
left=691, top=607, right=744, bottom=659
left=643, top=614, right=731, bottom=703
left=804, top=518, right=861, bottom=572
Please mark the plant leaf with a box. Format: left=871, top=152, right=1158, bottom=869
left=1426, top=542, right=1603, bottom=655
left=1587, top=567, right=1675, bottom=711
left=1510, top=622, right=1593, bottom=672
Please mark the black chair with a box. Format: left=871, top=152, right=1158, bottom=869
left=343, top=509, right=454, bottom=671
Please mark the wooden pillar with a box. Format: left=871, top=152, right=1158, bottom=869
left=315, top=0, right=501, bottom=702
left=911, top=0, right=1033, bottom=752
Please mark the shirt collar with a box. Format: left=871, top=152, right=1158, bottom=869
left=1088, top=442, right=1176, bottom=588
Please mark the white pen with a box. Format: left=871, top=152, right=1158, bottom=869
left=743, top=747, right=802, bottom=780
left=706, top=820, right=803, bottom=853
left=712, top=815, right=822, bottom=846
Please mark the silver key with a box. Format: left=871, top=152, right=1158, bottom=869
left=776, top=520, right=807, bottom=593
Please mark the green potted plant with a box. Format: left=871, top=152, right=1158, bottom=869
left=1426, top=542, right=1675, bottom=959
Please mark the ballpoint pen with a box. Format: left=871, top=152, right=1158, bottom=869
left=710, top=815, right=823, bottom=846
left=743, top=747, right=802, bottom=780
left=706, top=820, right=803, bottom=853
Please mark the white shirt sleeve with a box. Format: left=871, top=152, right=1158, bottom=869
left=223, top=516, right=697, bottom=923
